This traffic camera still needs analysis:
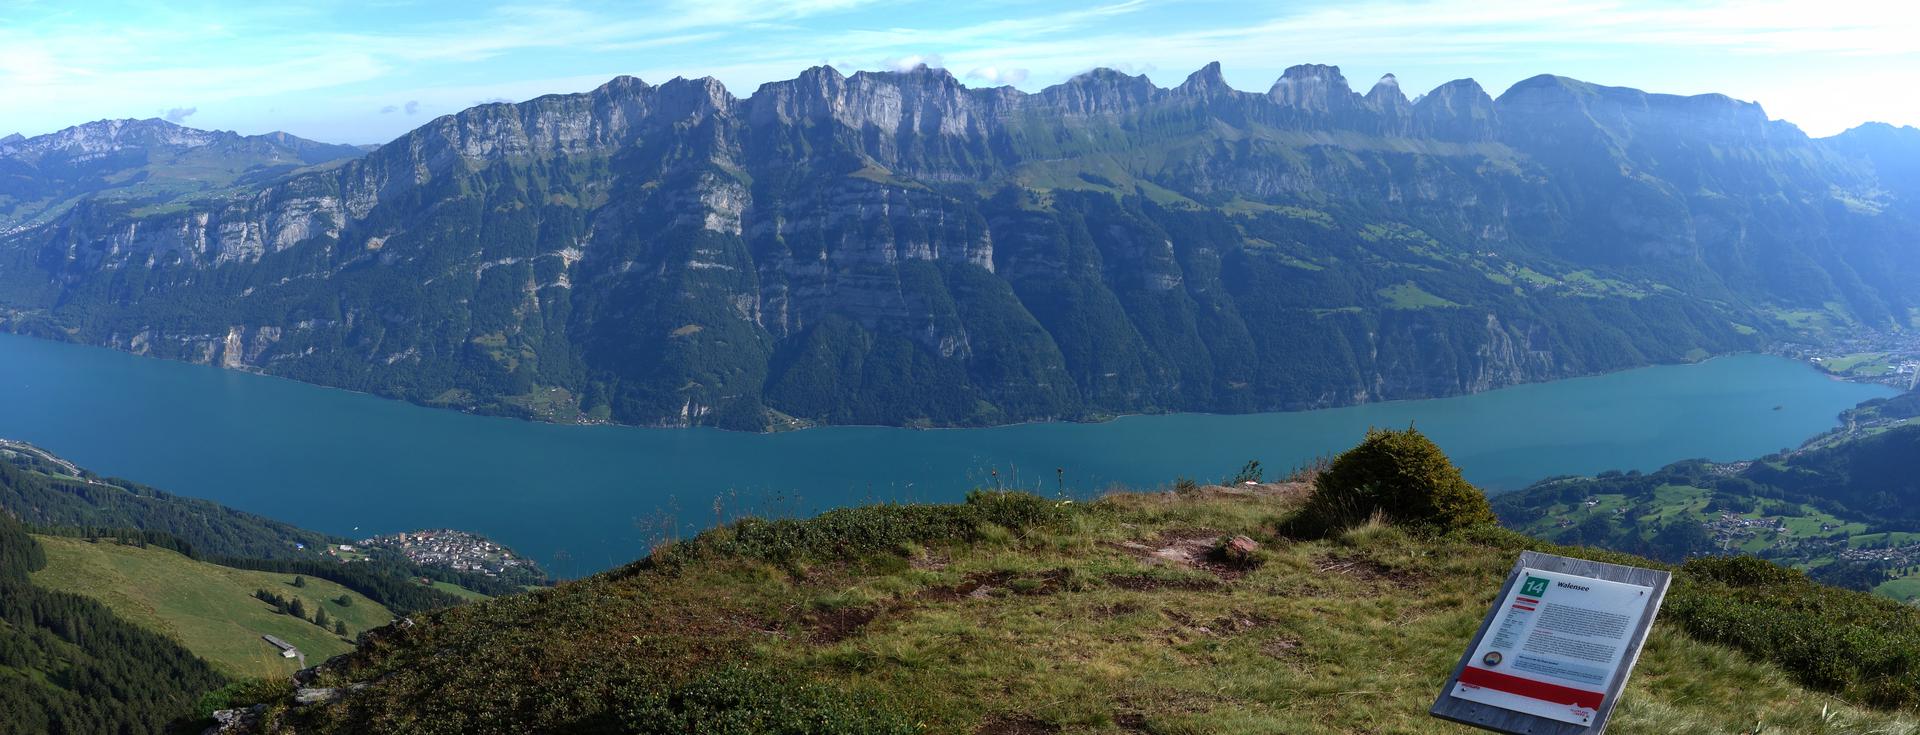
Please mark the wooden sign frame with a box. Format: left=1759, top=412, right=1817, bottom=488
left=1430, top=550, right=1671, bottom=734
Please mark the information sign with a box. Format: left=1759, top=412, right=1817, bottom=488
left=1430, top=551, right=1670, bottom=734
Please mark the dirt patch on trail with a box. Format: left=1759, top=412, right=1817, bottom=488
left=918, top=570, right=1016, bottom=602
left=1311, top=552, right=1428, bottom=594
left=1161, top=608, right=1275, bottom=638
left=1209, top=610, right=1276, bottom=635
left=920, top=569, right=1078, bottom=601
left=1261, top=635, right=1305, bottom=660
left=1103, top=572, right=1223, bottom=592
left=804, top=605, right=879, bottom=644
left=1108, top=528, right=1213, bottom=564
left=974, top=715, right=1060, bottom=735
left=910, top=550, right=951, bottom=571
left=1108, top=528, right=1251, bottom=580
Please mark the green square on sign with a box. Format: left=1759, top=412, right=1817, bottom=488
left=1521, top=577, right=1549, bottom=597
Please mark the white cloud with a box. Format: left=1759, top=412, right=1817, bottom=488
left=966, top=66, right=1029, bottom=85
left=885, top=53, right=944, bottom=71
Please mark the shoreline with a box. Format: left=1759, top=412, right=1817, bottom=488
left=0, top=331, right=1857, bottom=436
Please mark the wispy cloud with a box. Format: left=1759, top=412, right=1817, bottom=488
left=966, top=66, right=1029, bottom=85
left=884, top=53, right=943, bottom=71
left=163, top=106, right=196, bottom=123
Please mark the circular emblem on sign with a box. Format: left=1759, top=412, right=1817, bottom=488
left=1482, top=651, right=1503, bottom=667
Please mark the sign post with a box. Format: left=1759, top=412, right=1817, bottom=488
left=1430, top=550, right=1670, bottom=734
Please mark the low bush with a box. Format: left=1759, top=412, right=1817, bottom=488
left=644, top=491, right=1070, bottom=570
left=1284, top=428, right=1496, bottom=537
left=1665, top=556, right=1920, bottom=708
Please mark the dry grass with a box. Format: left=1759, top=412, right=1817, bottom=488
left=287, top=483, right=1920, bottom=734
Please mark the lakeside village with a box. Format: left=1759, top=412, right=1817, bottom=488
left=320, top=529, right=532, bottom=579
left=1701, top=511, right=1920, bottom=568
left=1628, top=491, right=1920, bottom=574
left=1553, top=489, right=1920, bottom=577
left=1773, top=331, right=1920, bottom=391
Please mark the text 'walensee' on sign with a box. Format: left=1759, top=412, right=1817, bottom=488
left=1430, top=550, right=1670, bottom=734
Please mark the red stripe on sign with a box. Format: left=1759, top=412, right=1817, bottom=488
left=1459, top=666, right=1604, bottom=709
left=1513, top=605, right=1536, bottom=611
left=1517, top=597, right=1540, bottom=605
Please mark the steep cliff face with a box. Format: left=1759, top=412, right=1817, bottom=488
left=1, top=63, right=1916, bottom=429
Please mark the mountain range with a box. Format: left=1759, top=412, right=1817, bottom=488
left=1, top=63, right=1917, bottom=429
left=0, top=119, right=365, bottom=233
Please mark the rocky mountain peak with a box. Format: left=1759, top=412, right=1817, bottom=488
left=1827, top=122, right=1920, bottom=198
left=1834, top=121, right=1920, bottom=140
left=0, top=132, right=22, bottom=145
left=847, top=64, right=970, bottom=107
left=747, top=63, right=986, bottom=140
left=591, top=74, right=653, bottom=101
left=5, top=118, right=226, bottom=160
left=868, top=63, right=959, bottom=85
left=747, top=65, right=849, bottom=125
left=1412, top=78, right=1498, bottom=141
left=1176, top=61, right=1231, bottom=98
left=656, top=75, right=736, bottom=114
left=1365, top=73, right=1411, bottom=113
left=1498, top=74, right=1783, bottom=146
left=1267, top=64, right=1357, bottom=112
left=1042, top=67, right=1161, bottom=115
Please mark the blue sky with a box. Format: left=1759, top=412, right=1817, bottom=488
left=3, top=0, right=1916, bottom=144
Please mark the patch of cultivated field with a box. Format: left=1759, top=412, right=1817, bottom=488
left=31, top=536, right=394, bottom=679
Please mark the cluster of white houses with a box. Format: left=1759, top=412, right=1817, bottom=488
left=355, top=529, right=529, bottom=577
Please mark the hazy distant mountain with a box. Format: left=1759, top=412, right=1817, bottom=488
left=0, top=118, right=365, bottom=232
left=1, top=63, right=1916, bottom=430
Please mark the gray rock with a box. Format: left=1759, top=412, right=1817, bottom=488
left=294, top=687, right=341, bottom=705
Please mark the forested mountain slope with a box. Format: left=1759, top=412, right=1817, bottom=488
left=2, top=64, right=1917, bottom=429
left=0, top=441, right=542, bottom=610
left=0, top=505, right=227, bottom=734
left=0, top=440, right=336, bottom=559
left=1497, top=392, right=1920, bottom=599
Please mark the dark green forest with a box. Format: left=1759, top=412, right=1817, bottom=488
left=0, top=507, right=227, bottom=734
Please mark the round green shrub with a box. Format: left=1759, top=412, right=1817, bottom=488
left=1285, top=427, right=1496, bottom=537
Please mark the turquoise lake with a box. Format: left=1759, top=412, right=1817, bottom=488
left=0, top=332, right=1896, bottom=576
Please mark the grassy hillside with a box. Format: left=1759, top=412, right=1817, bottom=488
left=1, top=440, right=540, bottom=611
left=0, top=509, right=226, bottom=735
left=30, top=535, right=394, bottom=679
left=234, top=478, right=1920, bottom=734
